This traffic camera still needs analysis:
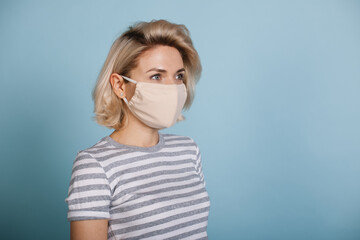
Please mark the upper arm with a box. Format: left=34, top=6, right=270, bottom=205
left=189, top=137, right=206, bottom=187
left=65, top=151, right=112, bottom=239
left=71, top=219, right=108, bottom=240
left=194, top=143, right=206, bottom=187
left=65, top=151, right=112, bottom=220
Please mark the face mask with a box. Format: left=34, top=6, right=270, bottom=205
left=121, top=75, right=187, bottom=129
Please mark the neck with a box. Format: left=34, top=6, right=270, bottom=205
left=109, top=112, right=160, bottom=148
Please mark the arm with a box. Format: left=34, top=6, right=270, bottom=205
left=190, top=138, right=206, bottom=187
left=65, top=151, right=112, bottom=239
left=195, top=145, right=206, bottom=187
left=71, top=219, right=108, bottom=240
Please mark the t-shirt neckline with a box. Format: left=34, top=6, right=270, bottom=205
left=103, top=132, right=165, bottom=152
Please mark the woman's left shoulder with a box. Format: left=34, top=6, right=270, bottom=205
left=161, top=132, right=199, bottom=148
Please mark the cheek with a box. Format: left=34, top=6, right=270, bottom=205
left=125, top=84, right=137, bottom=101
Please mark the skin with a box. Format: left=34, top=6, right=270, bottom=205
left=70, top=45, right=185, bottom=240
left=70, top=220, right=108, bottom=240
left=109, top=45, right=185, bottom=148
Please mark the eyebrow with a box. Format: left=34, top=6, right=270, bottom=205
left=146, top=68, right=185, bottom=73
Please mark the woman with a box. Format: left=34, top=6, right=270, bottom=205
left=65, top=19, right=210, bottom=240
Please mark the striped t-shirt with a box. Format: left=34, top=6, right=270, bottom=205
left=65, top=132, right=210, bottom=240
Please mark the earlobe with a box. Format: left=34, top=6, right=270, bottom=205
left=110, top=73, right=126, bottom=99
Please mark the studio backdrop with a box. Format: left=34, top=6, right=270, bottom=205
left=0, top=0, right=359, bottom=239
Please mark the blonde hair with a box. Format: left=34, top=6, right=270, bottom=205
left=92, top=19, right=202, bottom=130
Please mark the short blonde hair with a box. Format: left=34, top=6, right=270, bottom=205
left=92, top=19, right=202, bottom=130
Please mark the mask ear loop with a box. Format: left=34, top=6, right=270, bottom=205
left=120, top=75, right=137, bottom=105
left=121, top=75, right=137, bottom=84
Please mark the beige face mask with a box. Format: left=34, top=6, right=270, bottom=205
left=121, top=75, right=187, bottom=129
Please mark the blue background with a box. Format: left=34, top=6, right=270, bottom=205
left=1, top=0, right=359, bottom=239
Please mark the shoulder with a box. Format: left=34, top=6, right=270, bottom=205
left=72, top=136, right=112, bottom=165
left=161, top=132, right=200, bottom=151
left=80, top=136, right=111, bottom=153
left=161, top=132, right=196, bottom=142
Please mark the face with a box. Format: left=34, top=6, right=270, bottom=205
left=124, top=45, right=185, bottom=100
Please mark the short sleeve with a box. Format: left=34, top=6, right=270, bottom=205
left=64, top=151, right=111, bottom=221
left=193, top=140, right=206, bottom=188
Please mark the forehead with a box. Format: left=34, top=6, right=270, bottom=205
left=136, top=45, right=184, bottom=71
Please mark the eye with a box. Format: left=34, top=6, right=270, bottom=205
left=150, top=74, right=161, bottom=80
left=176, top=73, right=185, bottom=81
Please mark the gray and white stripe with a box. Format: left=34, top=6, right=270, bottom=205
left=65, top=133, right=210, bottom=240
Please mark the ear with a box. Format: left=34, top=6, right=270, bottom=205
left=110, top=73, right=126, bottom=99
